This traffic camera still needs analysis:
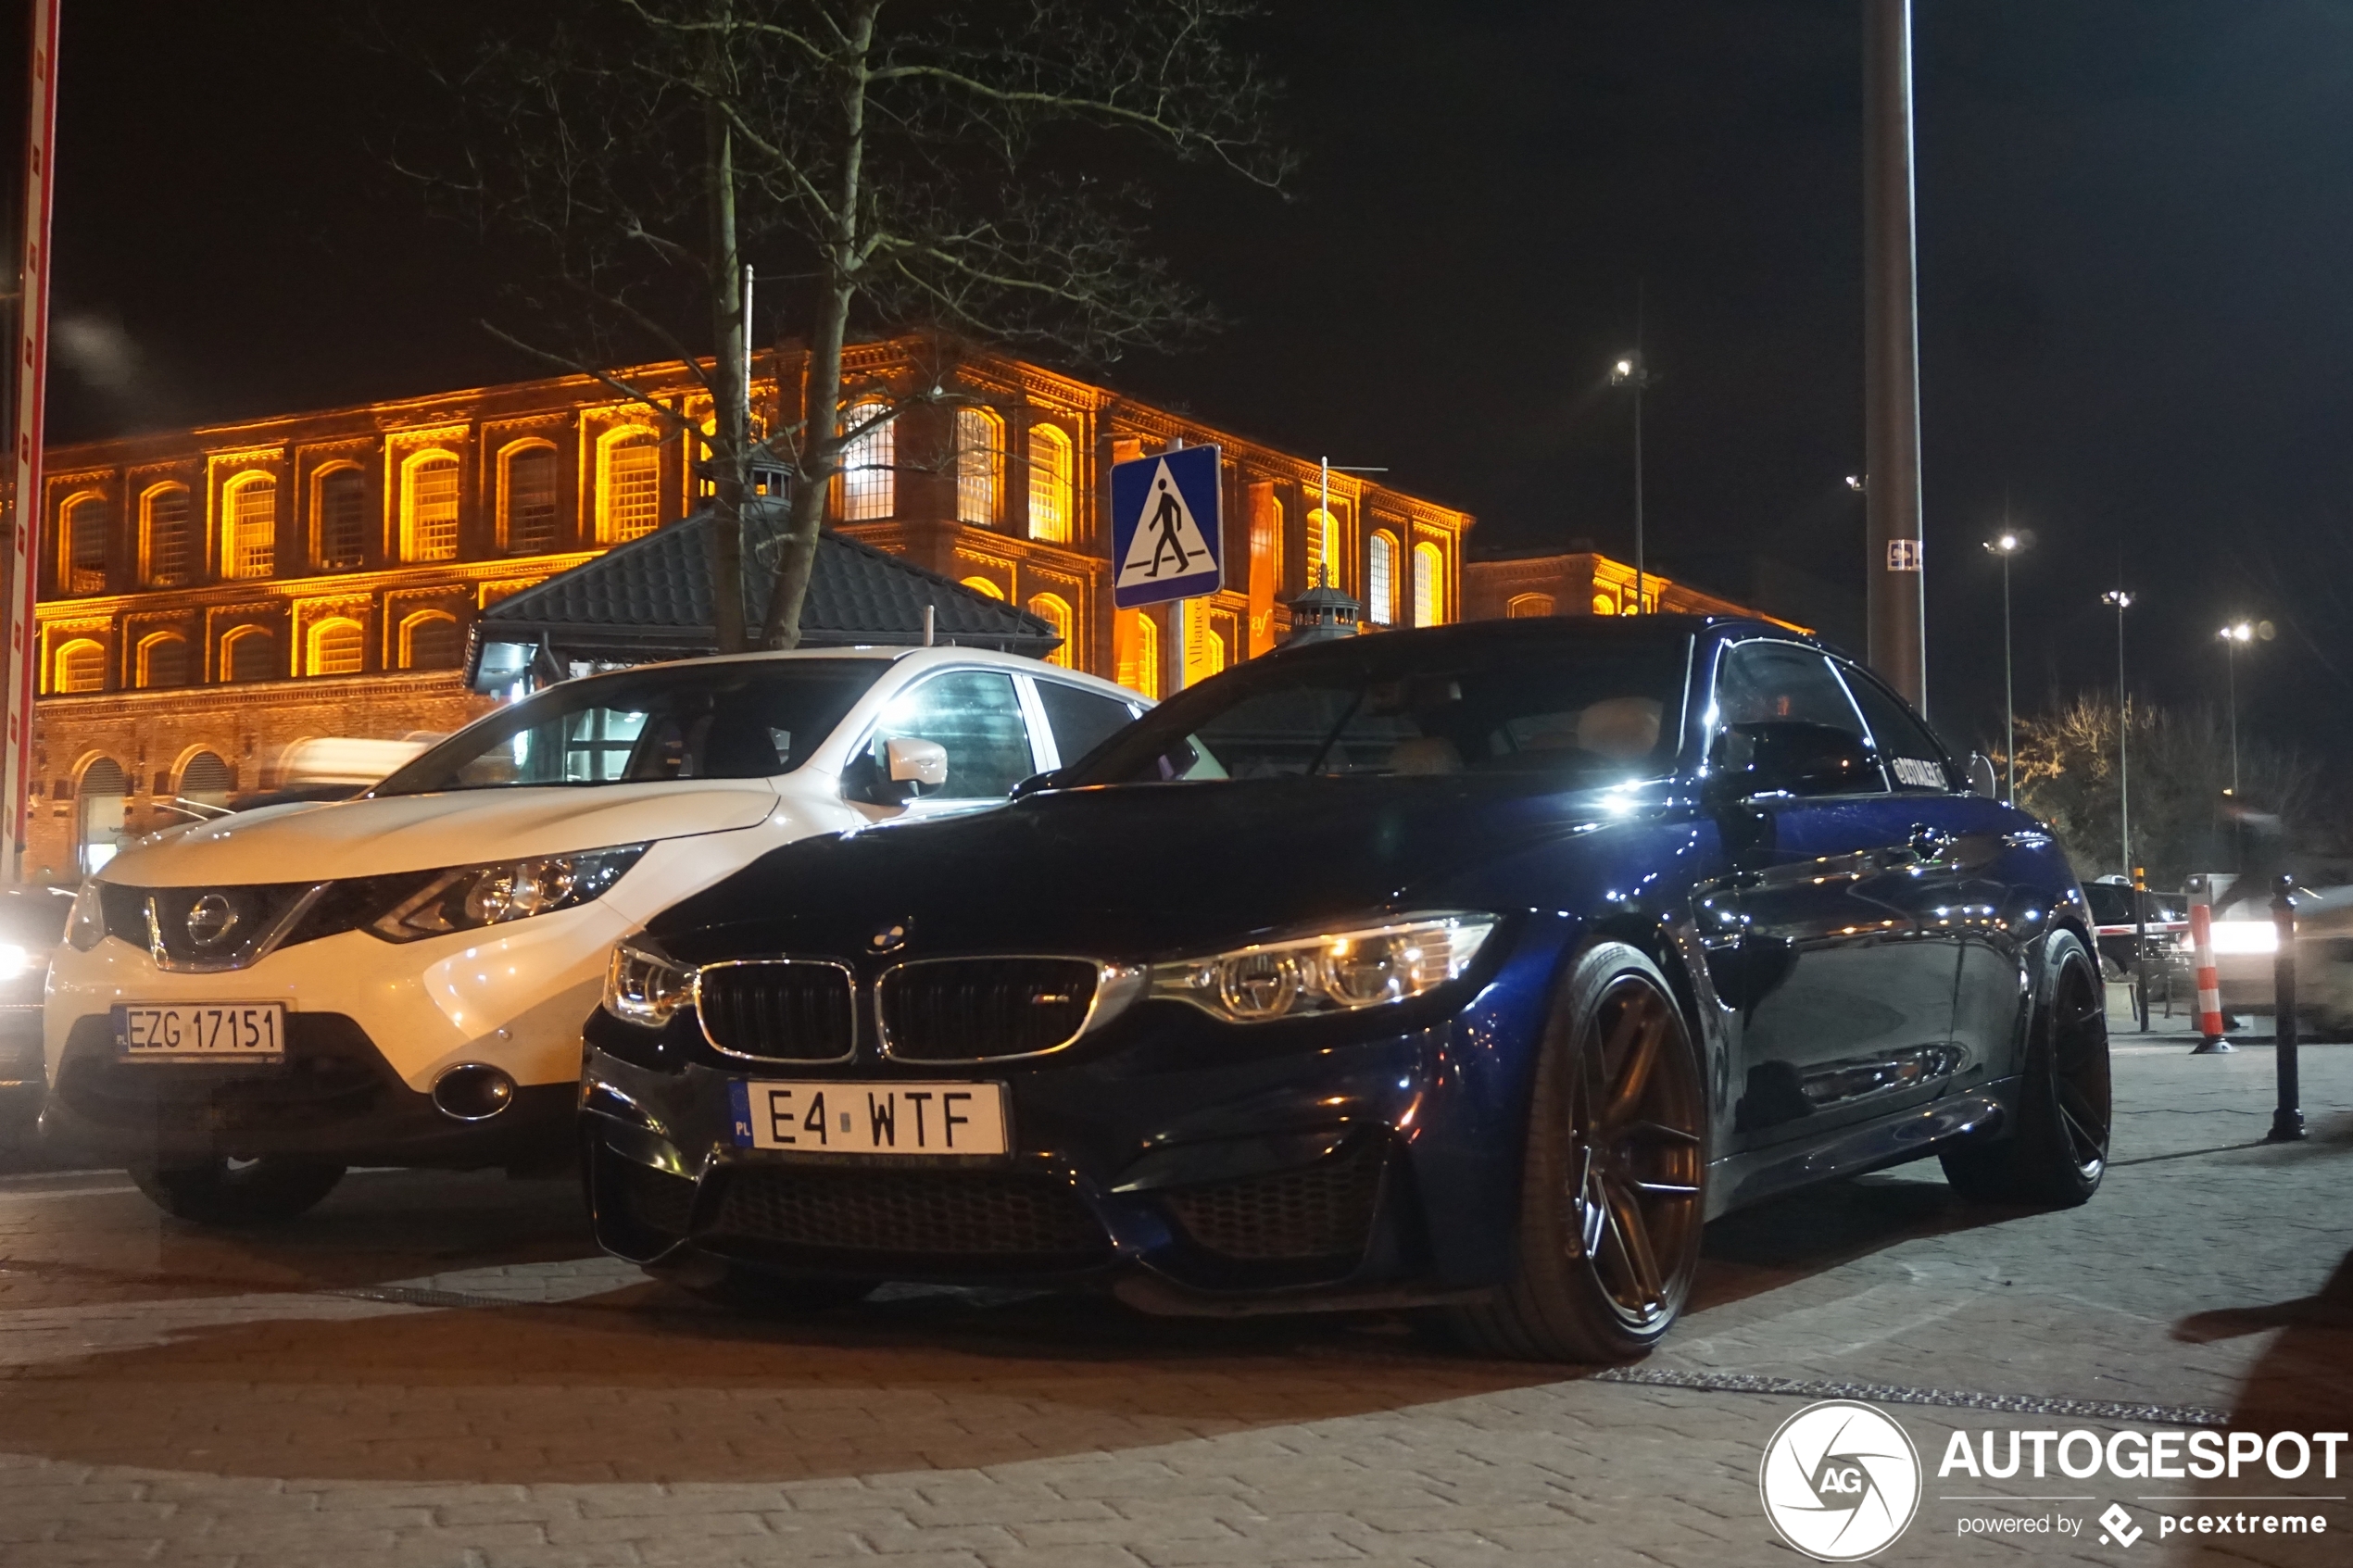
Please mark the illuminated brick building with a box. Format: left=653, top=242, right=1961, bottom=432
left=1462, top=545, right=1797, bottom=623
left=25, top=338, right=1475, bottom=878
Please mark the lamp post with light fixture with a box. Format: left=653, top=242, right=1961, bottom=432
left=1983, top=530, right=2028, bottom=800
left=2218, top=621, right=2253, bottom=796
left=1609, top=353, right=1652, bottom=612
left=2102, top=590, right=2133, bottom=874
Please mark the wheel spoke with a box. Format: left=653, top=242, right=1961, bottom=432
left=1627, top=1178, right=1702, bottom=1197
left=2057, top=1084, right=2108, bottom=1163
left=1604, top=1004, right=1666, bottom=1131
left=1602, top=1179, right=1666, bottom=1310
left=1619, top=1118, right=1703, bottom=1147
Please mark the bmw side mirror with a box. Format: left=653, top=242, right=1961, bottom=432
left=1010, top=770, right=1062, bottom=801
left=1966, top=751, right=2000, bottom=798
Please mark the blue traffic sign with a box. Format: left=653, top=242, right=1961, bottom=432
left=1111, top=445, right=1223, bottom=608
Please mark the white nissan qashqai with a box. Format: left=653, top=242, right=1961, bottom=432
left=44, top=646, right=1144, bottom=1223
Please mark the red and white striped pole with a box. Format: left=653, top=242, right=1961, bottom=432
left=2189, top=896, right=2233, bottom=1053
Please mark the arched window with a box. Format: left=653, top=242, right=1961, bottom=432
left=401, top=453, right=461, bottom=562
left=308, top=618, right=365, bottom=676
left=1252, top=493, right=1284, bottom=596
left=838, top=402, right=896, bottom=521
left=177, top=750, right=234, bottom=806
left=315, top=465, right=368, bottom=569
left=222, top=626, right=278, bottom=684
left=955, top=408, right=1003, bottom=525
left=1367, top=532, right=1397, bottom=626
left=76, top=758, right=130, bottom=875
left=399, top=610, right=464, bottom=671
left=1027, top=593, right=1073, bottom=668
left=223, top=474, right=276, bottom=580
left=1592, top=593, right=1618, bottom=616
left=62, top=495, right=110, bottom=594
left=136, top=633, right=191, bottom=690
left=1027, top=421, right=1072, bottom=543
left=1508, top=593, right=1554, bottom=619
left=52, top=638, right=106, bottom=695
left=142, top=484, right=192, bottom=586
left=501, top=443, right=560, bottom=554
left=1306, top=508, right=1340, bottom=587
left=1114, top=608, right=1159, bottom=700
left=1413, top=541, right=1445, bottom=627
left=598, top=429, right=662, bottom=542
left=959, top=574, right=1005, bottom=600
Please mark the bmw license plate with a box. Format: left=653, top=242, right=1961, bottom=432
left=113, top=1003, right=289, bottom=1060
left=728, top=1079, right=1009, bottom=1156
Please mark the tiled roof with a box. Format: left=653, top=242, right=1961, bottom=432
left=474, top=506, right=1059, bottom=664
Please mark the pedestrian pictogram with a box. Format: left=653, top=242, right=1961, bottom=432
left=1111, top=445, right=1223, bottom=608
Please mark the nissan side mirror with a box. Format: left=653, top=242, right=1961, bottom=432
left=1966, top=751, right=2000, bottom=798
left=1709, top=721, right=1881, bottom=800
left=887, top=736, right=948, bottom=789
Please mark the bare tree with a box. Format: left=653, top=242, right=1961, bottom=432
left=395, top=0, right=1289, bottom=650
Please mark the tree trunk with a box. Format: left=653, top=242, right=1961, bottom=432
left=761, top=2, right=878, bottom=650
left=703, top=0, right=749, bottom=654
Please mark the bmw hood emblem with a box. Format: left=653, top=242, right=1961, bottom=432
left=869, top=921, right=911, bottom=954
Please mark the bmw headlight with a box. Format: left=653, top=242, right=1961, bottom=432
left=603, top=939, right=696, bottom=1027
left=371, top=845, right=648, bottom=943
left=1148, top=913, right=1498, bottom=1024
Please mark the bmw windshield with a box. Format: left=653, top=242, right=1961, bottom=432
left=1065, top=630, right=1692, bottom=787
left=374, top=659, right=887, bottom=795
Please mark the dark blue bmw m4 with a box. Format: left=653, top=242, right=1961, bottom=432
left=579, top=617, right=2109, bottom=1361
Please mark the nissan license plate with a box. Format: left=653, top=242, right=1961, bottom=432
left=727, top=1079, right=1009, bottom=1156
left=113, top=1003, right=289, bottom=1060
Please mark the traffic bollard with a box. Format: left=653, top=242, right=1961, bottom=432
left=2133, top=868, right=2151, bottom=1034
left=2188, top=892, right=2233, bottom=1053
left=2268, top=874, right=2307, bottom=1142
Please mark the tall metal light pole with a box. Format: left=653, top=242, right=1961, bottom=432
left=2102, top=590, right=2133, bottom=872
left=1609, top=354, right=1651, bottom=611
left=2218, top=621, right=2252, bottom=796
left=1865, top=0, right=1927, bottom=708
left=1983, top=530, right=2026, bottom=800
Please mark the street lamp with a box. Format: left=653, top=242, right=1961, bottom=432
left=1610, top=352, right=1652, bottom=612
left=2217, top=621, right=2254, bottom=796
left=1983, top=529, right=2029, bottom=800
left=2102, top=590, right=2133, bottom=875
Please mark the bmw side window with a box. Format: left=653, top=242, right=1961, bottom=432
left=867, top=671, right=1037, bottom=799
left=1714, top=642, right=1869, bottom=736
left=1838, top=666, right=1957, bottom=792
left=1037, top=681, right=1139, bottom=769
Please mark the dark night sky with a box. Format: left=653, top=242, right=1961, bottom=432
left=17, top=0, right=2353, bottom=757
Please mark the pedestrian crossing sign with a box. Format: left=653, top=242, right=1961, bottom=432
left=1111, top=445, right=1224, bottom=608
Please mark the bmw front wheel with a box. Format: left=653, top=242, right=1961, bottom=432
left=1449, top=941, right=1706, bottom=1362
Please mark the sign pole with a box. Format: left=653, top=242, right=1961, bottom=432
left=4, top=0, right=63, bottom=884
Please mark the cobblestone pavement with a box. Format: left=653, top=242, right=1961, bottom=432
left=0, top=1026, right=2346, bottom=1568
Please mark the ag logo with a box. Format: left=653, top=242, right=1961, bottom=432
left=1758, top=1400, right=1922, bottom=1561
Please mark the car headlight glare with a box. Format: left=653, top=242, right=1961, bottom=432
left=66, top=884, right=107, bottom=952
left=371, top=844, right=648, bottom=943
left=1151, top=914, right=1498, bottom=1024
left=603, top=940, right=697, bottom=1028
left=2206, top=920, right=2277, bottom=956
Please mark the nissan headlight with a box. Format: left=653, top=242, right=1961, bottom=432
left=371, top=845, right=648, bottom=942
left=66, top=883, right=108, bottom=952
left=603, top=940, right=697, bottom=1027
left=1148, top=913, right=1498, bottom=1023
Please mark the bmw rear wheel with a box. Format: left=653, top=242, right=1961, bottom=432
left=128, top=1155, right=346, bottom=1225
left=1450, top=941, right=1706, bottom=1362
left=1942, top=929, right=2110, bottom=1207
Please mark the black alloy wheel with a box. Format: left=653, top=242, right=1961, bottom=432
left=1449, top=941, right=1706, bottom=1362
left=1942, top=929, right=2110, bottom=1207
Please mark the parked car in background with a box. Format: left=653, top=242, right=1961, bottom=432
left=2082, top=876, right=2188, bottom=976
left=44, top=647, right=1143, bottom=1223
left=580, top=618, right=2109, bottom=1362
left=0, top=886, right=75, bottom=1143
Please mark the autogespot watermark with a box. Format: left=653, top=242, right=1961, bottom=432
left=1760, top=1401, right=2349, bottom=1561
